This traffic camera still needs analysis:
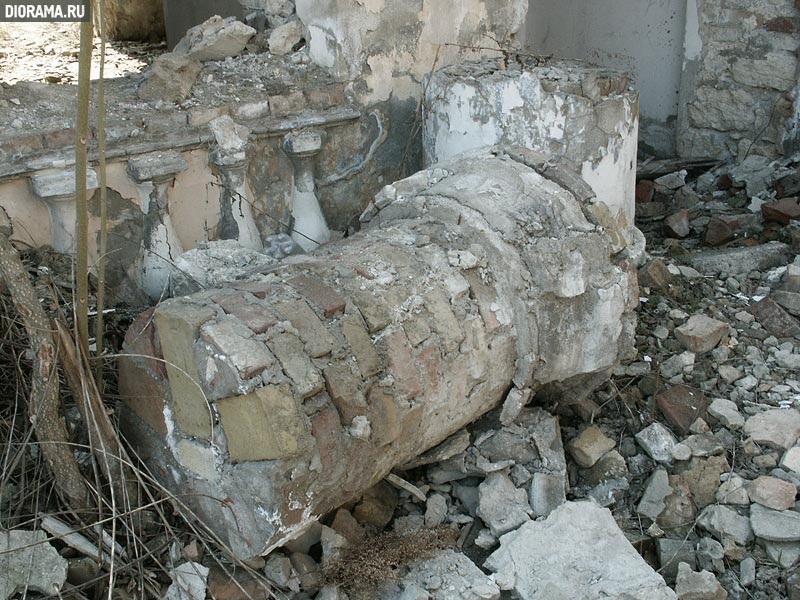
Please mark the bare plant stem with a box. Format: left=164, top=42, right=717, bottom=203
left=0, top=209, right=88, bottom=511
left=75, top=19, right=93, bottom=355
left=95, top=0, right=108, bottom=387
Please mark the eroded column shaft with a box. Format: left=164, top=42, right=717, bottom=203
left=118, top=148, right=638, bottom=559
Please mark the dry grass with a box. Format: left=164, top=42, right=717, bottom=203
left=322, top=526, right=457, bottom=597
left=0, top=250, right=278, bottom=600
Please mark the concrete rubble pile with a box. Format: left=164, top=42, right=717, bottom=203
left=118, top=147, right=640, bottom=566
left=115, top=154, right=800, bottom=600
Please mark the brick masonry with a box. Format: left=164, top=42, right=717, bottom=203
left=118, top=149, right=639, bottom=559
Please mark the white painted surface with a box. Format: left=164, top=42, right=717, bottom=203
left=526, top=0, right=686, bottom=150
left=424, top=65, right=639, bottom=253
left=44, top=197, right=77, bottom=254
left=291, top=189, right=331, bottom=251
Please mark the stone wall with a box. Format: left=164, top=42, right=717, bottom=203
left=677, top=0, right=800, bottom=159
left=118, top=148, right=639, bottom=558
left=296, top=0, right=528, bottom=175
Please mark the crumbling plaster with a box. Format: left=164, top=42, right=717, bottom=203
left=526, top=0, right=686, bottom=158
left=296, top=0, right=528, bottom=104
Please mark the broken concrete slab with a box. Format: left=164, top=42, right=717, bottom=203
left=686, top=242, right=792, bottom=276
left=484, top=501, right=676, bottom=600
left=477, top=472, right=530, bottom=537
left=0, top=530, right=68, bottom=600
left=173, top=15, right=256, bottom=61
left=750, top=503, right=800, bottom=542
left=697, top=505, right=754, bottom=546
left=743, top=409, right=800, bottom=451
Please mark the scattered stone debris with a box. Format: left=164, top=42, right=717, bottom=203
left=484, top=502, right=677, bottom=599
left=0, top=530, right=68, bottom=600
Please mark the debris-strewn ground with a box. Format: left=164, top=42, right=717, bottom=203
left=0, top=22, right=160, bottom=85
left=2, top=14, right=800, bottom=600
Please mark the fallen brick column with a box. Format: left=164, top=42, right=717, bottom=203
left=118, top=147, right=639, bottom=559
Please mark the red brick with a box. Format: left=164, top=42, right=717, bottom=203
left=213, top=293, right=277, bottom=333
left=123, top=307, right=165, bottom=377
left=656, top=385, right=709, bottom=436
left=638, top=258, right=673, bottom=289
left=311, top=405, right=344, bottom=477
left=415, top=341, right=441, bottom=396
left=765, top=17, right=797, bottom=32
left=323, top=364, right=367, bottom=423
left=2, top=133, right=44, bottom=156
left=42, top=128, right=79, bottom=150
left=717, top=173, right=733, bottom=190
left=287, top=275, right=346, bottom=317
left=305, top=83, right=345, bottom=109
left=704, top=217, right=735, bottom=246
left=762, top=197, right=800, bottom=226
left=268, top=91, right=307, bottom=114
left=383, top=329, right=422, bottom=401
left=367, top=387, right=400, bottom=447
left=229, top=281, right=280, bottom=299
left=750, top=297, right=800, bottom=337
left=635, top=180, right=655, bottom=203
left=118, top=357, right=168, bottom=435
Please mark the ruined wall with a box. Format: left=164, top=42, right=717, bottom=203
left=676, top=0, right=800, bottom=159
left=526, top=0, right=686, bottom=158
left=296, top=0, right=528, bottom=177
left=118, top=148, right=639, bottom=559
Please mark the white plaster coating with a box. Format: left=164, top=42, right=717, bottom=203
left=424, top=60, right=640, bottom=251
left=291, top=190, right=330, bottom=251
left=683, top=0, right=702, bottom=61
left=134, top=181, right=186, bottom=301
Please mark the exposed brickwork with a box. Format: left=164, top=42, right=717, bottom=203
left=339, top=314, right=380, bottom=377
left=118, top=152, right=639, bottom=558
left=213, top=293, right=277, bottom=334
left=275, top=299, right=335, bottom=358
left=287, top=275, right=346, bottom=317
left=217, top=385, right=306, bottom=462
left=382, top=329, right=423, bottom=402
left=323, top=363, right=367, bottom=424
left=155, top=302, right=217, bottom=439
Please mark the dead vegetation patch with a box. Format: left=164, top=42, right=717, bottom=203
left=321, top=526, right=458, bottom=596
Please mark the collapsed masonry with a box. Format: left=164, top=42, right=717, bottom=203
left=119, top=147, right=639, bottom=559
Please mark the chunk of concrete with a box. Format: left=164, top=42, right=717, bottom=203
left=477, top=472, right=530, bottom=537
left=138, top=52, right=201, bottom=102
left=0, top=530, right=68, bottom=600
left=173, top=15, right=256, bottom=61
left=744, top=409, right=800, bottom=451
left=674, top=562, right=727, bottom=600
left=484, top=501, right=676, bottom=599
left=636, top=422, right=678, bottom=464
